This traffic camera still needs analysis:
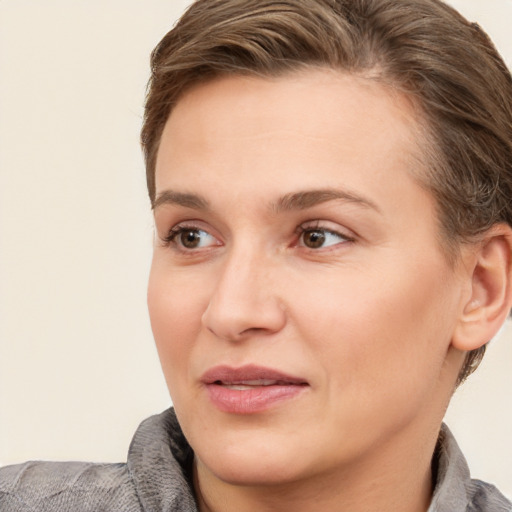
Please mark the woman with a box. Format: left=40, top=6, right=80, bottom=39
left=1, top=0, right=511, bottom=511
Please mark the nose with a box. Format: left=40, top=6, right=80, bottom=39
left=201, top=248, right=287, bottom=342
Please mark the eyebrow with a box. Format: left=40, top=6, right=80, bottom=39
left=271, top=188, right=380, bottom=214
left=153, top=190, right=210, bottom=211
left=152, top=187, right=380, bottom=213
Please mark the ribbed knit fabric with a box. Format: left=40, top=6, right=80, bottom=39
left=0, top=409, right=197, bottom=511
left=429, top=427, right=511, bottom=512
left=1, top=408, right=510, bottom=511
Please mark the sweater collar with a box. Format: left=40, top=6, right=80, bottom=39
left=128, top=408, right=198, bottom=512
left=428, top=424, right=471, bottom=512
left=128, top=409, right=478, bottom=512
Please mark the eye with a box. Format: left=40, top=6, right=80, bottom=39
left=165, top=226, right=219, bottom=250
left=299, top=227, right=352, bottom=249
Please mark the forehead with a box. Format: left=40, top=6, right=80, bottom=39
left=155, top=69, right=428, bottom=194
left=167, top=69, right=421, bottom=139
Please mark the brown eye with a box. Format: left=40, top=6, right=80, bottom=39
left=166, top=227, right=219, bottom=250
left=302, top=229, right=326, bottom=249
left=180, top=229, right=202, bottom=248
left=299, top=227, right=350, bottom=249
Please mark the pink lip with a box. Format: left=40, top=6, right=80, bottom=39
left=201, top=364, right=309, bottom=414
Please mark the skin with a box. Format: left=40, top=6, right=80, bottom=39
left=148, top=70, right=474, bottom=512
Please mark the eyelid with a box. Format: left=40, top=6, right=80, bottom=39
left=158, top=218, right=355, bottom=254
left=160, top=220, right=222, bottom=251
left=296, top=220, right=355, bottom=237
left=295, top=220, right=355, bottom=249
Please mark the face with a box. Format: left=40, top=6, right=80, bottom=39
left=148, top=70, right=466, bottom=488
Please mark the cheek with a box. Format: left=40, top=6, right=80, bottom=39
left=292, top=257, right=458, bottom=391
left=147, top=260, right=207, bottom=389
left=293, top=264, right=459, bottom=450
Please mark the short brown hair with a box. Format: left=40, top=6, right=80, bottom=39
left=142, top=0, right=512, bottom=384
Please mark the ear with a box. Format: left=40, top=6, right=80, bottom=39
left=452, top=224, right=512, bottom=351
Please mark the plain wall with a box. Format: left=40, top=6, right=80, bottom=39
left=1, top=0, right=511, bottom=498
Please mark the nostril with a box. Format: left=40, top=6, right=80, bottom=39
left=201, top=300, right=286, bottom=342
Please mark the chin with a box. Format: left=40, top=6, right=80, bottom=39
left=192, top=425, right=314, bottom=487
left=198, top=449, right=305, bottom=487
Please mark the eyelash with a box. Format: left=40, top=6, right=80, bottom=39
left=161, top=221, right=355, bottom=252
left=163, top=225, right=190, bottom=245
left=295, top=222, right=355, bottom=249
left=162, top=224, right=214, bottom=248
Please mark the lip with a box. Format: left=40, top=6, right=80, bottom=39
left=200, top=364, right=309, bottom=414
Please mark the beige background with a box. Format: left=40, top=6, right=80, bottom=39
left=1, top=0, right=511, bottom=498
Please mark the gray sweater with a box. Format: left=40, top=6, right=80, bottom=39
left=1, top=409, right=510, bottom=511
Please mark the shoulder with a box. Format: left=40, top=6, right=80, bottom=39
left=431, top=424, right=512, bottom=512
left=0, top=408, right=196, bottom=512
left=467, top=479, right=512, bottom=512
left=0, top=460, right=142, bottom=512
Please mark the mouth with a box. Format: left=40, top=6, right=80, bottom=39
left=201, top=365, right=309, bottom=414
left=216, top=379, right=295, bottom=390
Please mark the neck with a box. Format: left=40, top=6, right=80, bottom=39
left=194, top=425, right=437, bottom=512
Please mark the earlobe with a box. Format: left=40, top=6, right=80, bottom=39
left=452, top=224, right=512, bottom=351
